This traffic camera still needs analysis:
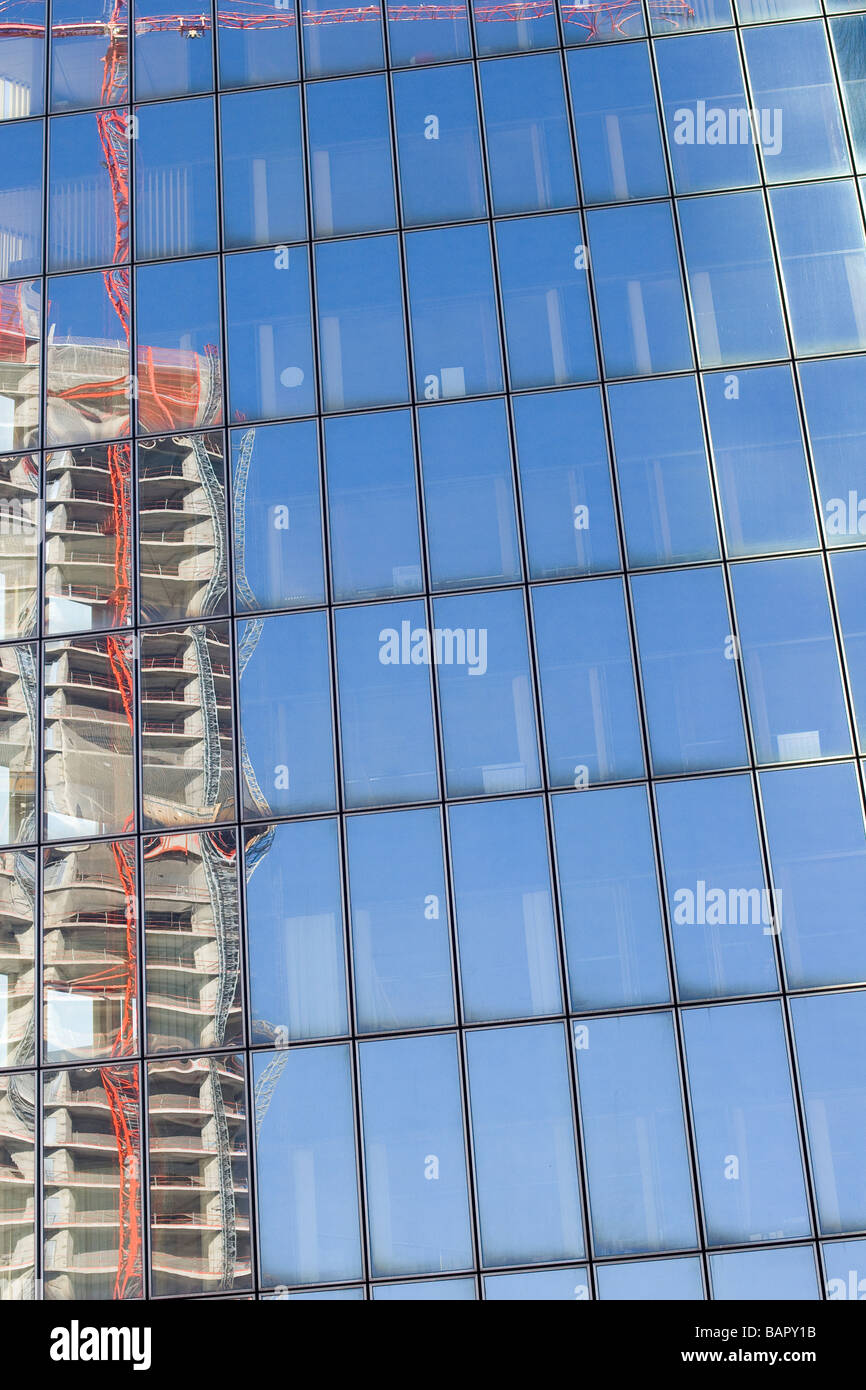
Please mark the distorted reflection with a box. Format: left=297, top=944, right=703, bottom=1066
left=43, top=633, right=136, bottom=840
left=138, top=432, right=229, bottom=623
left=140, top=623, right=235, bottom=829
left=0, top=280, right=40, bottom=450
left=43, top=1062, right=142, bottom=1300
left=43, top=839, right=137, bottom=1064
left=144, top=829, right=243, bottom=1053
left=0, top=1072, right=35, bottom=1300
left=45, top=442, right=133, bottom=635
left=148, top=1053, right=251, bottom=1296
left=0, top=847, right=36, bottom=1067
left=45, top=269, right=131, bottom=447
left=0, top=641, right=37, bottom=847
left=0, top=453, right=38, bottom=641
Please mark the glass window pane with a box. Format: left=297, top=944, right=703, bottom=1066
left=0, top=280, right=40, bottom=451
left=346, top=807, right=454, bottom=1033
left=655, top=31, right=760, bottom=194
left=315, top=236, right=408, bottom=411
left=2, top=0, right=45, bottom=119
left=467, top=1022, right=584, bottom=1266
left=472, top=0, right=558, bottom=54
left=648, top=0, right=733, bottom=32
left=449, top=796, right=562, bottom=1022
left=301, top=0, right=384, bottom=77
left=46, top=271, right=130, bottom=448
left=743, top=20, right=850, bottom=182
left=254, top=1042, right=362, bottom=1287
left=392, top=65, right=486, bottom=226
left=133, top=0, right=214, bottom=101
left=0, top=455, right=39, bottom=640
left=822, top=1238, right=866, bottom=1299
left=0, top=847, right=35, bottom=1065
left=587, top=202, right=693, bottom=377
left=225, top=246, right=315, bottom=422
left=216, top=0, right=298, bottom=88
left=575, top=1011, right=697, bottom=1255
left=0, top=1071, right=35, bottom=1300
left=325, top=410, right=421, bottom=601
left=245, top=818, right=348, bottom=1044
left=597, top=1256, right=704, bottom=1300
left=44, top=633, right=135, bottom=840
left=760, top=762, right=866, bottom=989
left=387, top=6, right=469, bottom=65
left=567, top=43, right=667, bottom=203
left=831, top=549, right=866, bottom=748
left=563, top=0, right=646, bottom=42
left=831, top=16, right=866, bottom=172
left=608, top=375, right=719, bottom=567
left=0, top=119, right=42, bottom=277
left=134, top=97, right=217, bottom=261
left=434, top=588, right=541, bottom=797
left=683, top=1001, right=810, bottom=1246
left=770, top=181, right=866, bottom=356
left=335, top=598, right=439, bottom=808
left=731, top=555, right=852, bottom=765
left=418, top=398, right=520, bottom=591
left=220, top=86, right=306, bottom=249
left=238, top=610, right=336, bottom=817
left=52, top=0, right=125, bottom=112
left=512, top=388, right=620, bottom=579
left=44, top=837, right=138, bottom=1063
left=135, top=257, right=223, bottom=434
left=359, top=1032, right=473, bottom=1276
left=552, top=786, right=670, bottom=1011
left=703, top=365, right=818, bottom=557
left=480, top=53, right=576, bottom=214
left=631, top=566, right=748, bottom=774
left=373, top=1277, right=475, bottom=1300
left=45, top=1062, right=142, bottom=1299
left=793, top=990, right=866, bottom=1234
left=307, top=75, right=395, bottom=237
left=656, top=773, right=779, bottom=999
left=47, top=444, right=134, bottom=633
left=138, top=432, right=228, bottom=624
left=678, top=191, right=788, bottom=367
left=709, top=1245, right=820, bottom=1300
left=532, top=579, right=644, bottom=787
left=139, top=622, right=236, bottom=830
left=484, top=1267, right=589, bottom=1300
left=144, top=828, right=243, bottom=1053
left=405, top=224, right=504, bottom=400
left=496, top=212, right=597, bottom=388
left=147, top=1053, right=251, bottom=1296
left=799, top=357, right=866, bottom=549
left=230, top=421, right=325, bottom=614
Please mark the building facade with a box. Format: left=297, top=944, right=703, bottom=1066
left=0, top=0, right=864, bottom=1302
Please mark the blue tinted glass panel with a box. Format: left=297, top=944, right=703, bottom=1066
left=656, top=774, right=779, bottom=999
left=246, top=819, right=348, bottom=1043
left=359, top=1032, right=473, bottom=1276
left=608, top=376, right=719, bottom=567
left=372, top=1278, right=475, bottom=1300
left=302, top=0, right=384, bottom=77
left=683, top=1001, right=810, bottom=1245
left=496, top=213, right=597, bottom=389
left=575, top=1011, right=697, bottom=1255
left=760, top=762, right=866, bottom=990
left=48, top=112, right=124, bottom=272
left=567, top=43, right=667, bottom=203
left=631, top=567, right=748, bottom=774
left=771, top=181, right=866, bottom=356
left=532, top=579, right=644, bottom=787
left=799, top=357, right=866, bottom=548
left=731, top=555, right=852, bottom=765
left=449, top=797, right=561, bottom=1022
left=484, top=1268, right=590, bottom=1300
left=418, top=398, right=521, bottom=591
left=315, top=236, right=409, bottom=411
left=743, top=21, right=850, bottom=182
left=216, top=0, right=299, bottom=88
left=512, top=389, right=620, bottom=578
left=831, top=549, right=866, bottom=748
left=392, top=65, right=486, bottom=226
left=307, top=75, right=395, bottom=236
left=134, top=97, right=217, bottom=261
left=220, top=87, right=306, bottom=249
left=224, top=246, right=316, bottom=421
left=346, top=807, right=454, bottom=1033
left=405, top=224, right=504, bottom=400
left=597, top=1257, right=704, bottom=1300
left=336, top=599, right=439, bottom=808
left=552, top=786, right=670, bottom=1010
left=655, top=31, right=760, bottom=193
left=255, top=1043, right=362, bottom=1286
left=467, top=1023, right=585, bottom=1266
left=710, top=1246, right=820, bottom=1300
left=325, top=410, right=421, bottom=600
left=479, top=53, right=576, bottom=214
left=1, top=120, right=42, bottom=279
left=433, top=588, right=541, bottom=798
